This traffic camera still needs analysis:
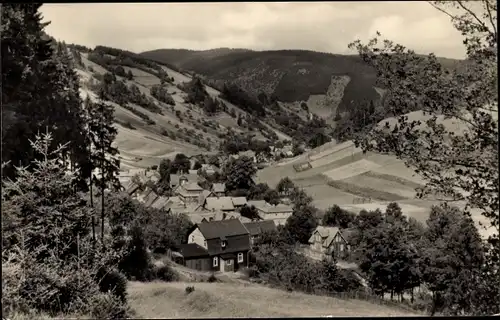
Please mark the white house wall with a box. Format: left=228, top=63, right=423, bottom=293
left=188, top=227, right=207, bottom=249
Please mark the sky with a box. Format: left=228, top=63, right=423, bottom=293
left=40, top=2, right=467, bottom=59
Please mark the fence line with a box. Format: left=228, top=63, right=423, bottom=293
left=264, top=274, right=419, bottom=313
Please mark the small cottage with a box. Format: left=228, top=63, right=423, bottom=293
left=308, top=226, right=354, bottom=260
left=255, top=202, right=293, bottom=225
left=170, top=173, right=199, bottom=189
left=231, top=197, right=248, bottom=209
left=211, top=183, right=226, bottom=197
left=243, top=220, right=277, bottom=246
left=197, top=196, right=235, bottom=212
left=174, top=182, right=204, bottom=203
left=179, top=219, right=251, bottom=272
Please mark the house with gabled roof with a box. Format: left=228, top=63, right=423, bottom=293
left=211, top=183, right=226, bottom=197
left=188, top=211, right=241, bottom=224
left=174, top=182, right=204, bottom=203
left=257, top=203, right=293, bottom=225
left=197, top=196, right=235, bottom=212
left=170, top=173, right=199, bottom=189
left=178, top=219, right=251, bottom=272
left=197, top=189, right=214, bottom=205
left=244, top=220, right=277, bottom=246
left=308, top=226, right=355, bottom=260
left=231, top=197, right=247, bottom=209
left=143, top=188, right=161, bottom=207
left=245, top=200, right=293, bottom=226
left=150, top=196, right=170, bottom=209
left=201, top=164, right=218, bottom=175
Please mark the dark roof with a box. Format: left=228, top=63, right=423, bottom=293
left=220, top=253, right=236, bottom=260
left=177, top=243, right=209, bottom=259
left=207, top=234, right=250, bottom=255
left=244, top=220, right=277, bottom=236
left=197, top=219, right=249, bottom=239
left=339, top=228, right=357, bottom=243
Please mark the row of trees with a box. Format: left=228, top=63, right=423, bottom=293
left=1, top=4, right=182, bottom=318
left=344, top=0, right=498, bottom=315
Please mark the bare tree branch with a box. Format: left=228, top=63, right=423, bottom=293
left=457, top=1, right=490, bottom=32
left=484, top=0, right=497, bottom=39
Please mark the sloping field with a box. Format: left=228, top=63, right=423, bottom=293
left=310, top=144, right=362, bottom=168
left=309, top=140, right=355, bottom=161
left=322, top=159, right=381, bottom=181
left=128, top=281, right=418, bottom=318
left=344, top=174, right=416, bottom=199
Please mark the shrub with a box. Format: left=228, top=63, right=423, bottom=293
left=153, top=264, right=178, bottom=282
left=123, top=121, right=136, bottom=130
left=151, top=165, right=158, bottom=171
left=185, top=286, right=195, bottom=295
left=84, top=292, right=132, bottom=320
left=96, top=268, right=128, bottom=302
left=207, top=274, right=217, bottom=283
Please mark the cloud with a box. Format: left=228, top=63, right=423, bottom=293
left=40, top=2, right=466, bottom=59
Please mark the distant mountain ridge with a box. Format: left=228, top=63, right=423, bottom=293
left=140, top=48, right=463, bottom=120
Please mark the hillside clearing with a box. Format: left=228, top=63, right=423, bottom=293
left=128, top=281, right=419, bottom=318
left=322, top=159, right=381, bottom=181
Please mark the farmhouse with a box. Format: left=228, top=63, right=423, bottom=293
left=231, top=196, right=248, bottom=209
left=198, top=196, right=236, bottom=212
left=188, top=211, right=246, bottom=224
left=243, top=220, right=277, bottom=246
left=170, top=173, right=199, bottom=189
left=178, top=219, right=251, bottom=272
left=211, top=183, right=226, bottom=197
left=308, top=226, right=354, bottom=260
left=174, top=182, right=204, bottom=203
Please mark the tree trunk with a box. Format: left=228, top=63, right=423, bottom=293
left=101, top=166, right=105, bottom=247
left=391, top=290, right=394, bottom=301
left=411, top=287, right=414, bottom=303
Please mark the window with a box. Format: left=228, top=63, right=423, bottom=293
left=191, top=235, right=195, bottom=242
left=213, top=257, right=218, bottom=267
left=226, top=259, right=232, bottom=266
left=221, top=240, right=227, bottom=248
left=237, top=253, right=244, bottom=263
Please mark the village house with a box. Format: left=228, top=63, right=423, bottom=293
left=247, top=200, right=293, bottom=225
left=211, top=183, right=226, bottom=197
left=150, top=196, right=170, bottom=209
left=243, top=220, right=277, bottom=246
left=188, top=211, right=248, bottom=224
left=162, top=196, right=198, bottom=214
left=174, top=182, right=204, bottom=203
left=197, top=196, right=235, bottom=212
left=144, top=189, right=160, bottom=207
left=308, top=226, right=355, bottom=260
left=231, top=150, right=257, bottom=163
left=177, top=219, right=251, bottom=272
left=231, top=197, right=247, bottom=209
left=169, top=173, right=199, bottom=189
left=201, top=164, right=218, bottom=175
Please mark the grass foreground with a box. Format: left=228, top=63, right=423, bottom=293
left=128, top=280, right=420, bottom=318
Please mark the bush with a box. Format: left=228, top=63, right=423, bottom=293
left=96, top=268, right=128, bottom=302
left=185, top=286, right=195, bottom=295
left=207, top=274, right=217, bottom=283
left=153, top=264, right=178, bottom=282
left=84, top=292, right=132, bottom=320
left=123, top=121, right=136, bottom=130
left=151, top=165, right=158, bottom=170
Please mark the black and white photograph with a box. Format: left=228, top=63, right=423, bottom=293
left=2, top=1, right=498, bottom=318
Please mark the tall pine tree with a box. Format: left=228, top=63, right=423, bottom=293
left=1, top=4, right=91, bottom=190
